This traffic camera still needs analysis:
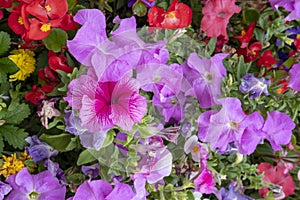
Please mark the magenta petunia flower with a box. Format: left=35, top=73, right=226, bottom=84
left=194, top=168, right=215, bottom=194
left=262, top=111, right=296, bottom=151
left=182, top=52, right=227, bottom=108
left=288, top=63, right=300, bottom=91
left=6, top=168, right=66, bottom=200
left=269, top=0, right=300, bottom=21
left=200, top=0, right=241, bottom=40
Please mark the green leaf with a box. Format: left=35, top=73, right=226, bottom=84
left=0, top=58, right=18, bottom=74
left=0, top=32, right=11, bottom=56
left=77, top=149, right=97, bottom=165
left=0, top=125, right=28, bottom=149
left=4, top=101, right=30, bottom=124
left=67, top=0, right=77, bottom=10
left=243, top=8, right=260, bottom=25
left=102, top=129, right=115, bottom=148
left=204, top=37, right=217, bottom=57
left=43, top=28, right=68, bottom=53
left=0, top=136, right=4, bottom=153
left=39, top=133, right=74, bottom=152
left=132, top=1, right=147, bottom=17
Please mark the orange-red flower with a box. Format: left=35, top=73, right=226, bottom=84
left=234, top=22, right=256, bottom=48
left=148, top=0, right=192, bottom=29
left=257, top=50, right=277, bottom=70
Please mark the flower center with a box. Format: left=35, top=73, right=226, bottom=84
left=18, top=16, right=24, bottom=25
left=229, top=121, right=238, bottom=130
left=45, top=5, right=51, bottom=12
left=29, top=191, right=39, bottom=200
left=218, top=11, right=225, bottom=18
left=193, top=146, right=199, bottom=153
left=204, top=73, right=213, bottom=82
left=40, top=24, right=51, bottom=32
left=168, top=11, right=176, bottom=18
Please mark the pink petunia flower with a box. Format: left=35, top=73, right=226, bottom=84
left=200, top=0, right=241, bottom=40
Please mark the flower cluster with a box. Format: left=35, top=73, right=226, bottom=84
left=0, top=0, right=300, bottom=199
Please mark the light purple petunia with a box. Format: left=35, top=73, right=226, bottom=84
left=262, top=110, right=296, bottom=151
left=106, top=179, right=135, bottom=200
left=288, top=63, right=300, bottom=91
left=6, top=168, right=66, bottom=200
left=0, top=180, right=11, bottom=200
left=182, top=52, right=227, bottom=108
left=198, top=97, right=247, bottom=151
left=269, top=0, right=300, bottom=21
left=68, top=180, right=112, bottom=200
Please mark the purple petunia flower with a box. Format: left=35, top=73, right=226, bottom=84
left=198, top=97, right=247, bottom=151
left=262, top=110, right=296, bottom=151
left=269, top=0, right=300, bottom=21
left=288, top=63, right=300, bottom=91
left=6, top=168, right=66, bottom=200
left=81, top=163, right=100, bottom=179
left=239, top=74, right=270, bottom=98
left=68, top=180, right=112, bottom=200
left=106, top=179, right=135, bottom=200
left=217, top=182, right=254, bottom=200
left=0, top=180, right=12, bottom=200
left=25, top=135, right=58, bottom=163
left=182, top=52, right=227, bottom=108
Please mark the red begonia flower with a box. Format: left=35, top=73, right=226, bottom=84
left=236, top=41, right=262, bottom=62
left=234, top=22, right=256, bottom=48
left=8, top=5, right=29, bottom=36
left=60, top=14, right=78, bottom=31
left=257, top=50, right=277, bottom=70
left=28, top=17, right=61, bottom=40
left=148, top=0, right=192, bottom=29
left=25, top=85, right=47, bottom=105
left=257, top=162, right=295, bottom=198
left=201, top=0, right=241, bottom=40
left=0, top=0, right=12, bottom=8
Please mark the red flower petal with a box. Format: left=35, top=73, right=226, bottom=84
left=0, top=0, right=12, bottom=8
left=28, top=18, right=51, bottom=40
left=46, top=0, right=68, bottom=19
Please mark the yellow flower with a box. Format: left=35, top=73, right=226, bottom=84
left=0, top=153, right=25, bottom=178
left=8, top=49, right=36, bottom=81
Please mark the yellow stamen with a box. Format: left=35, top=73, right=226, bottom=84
left=193, top=146, right=199, bottom=153
left=241, top=30, right=246, bottom=36
left=45, top=5, right=51, bottom=12
left=40, top=24, right=51, bottom=32
left=18, top=16, right=24, bottom=25
left=168, top=11, right=175, bottom=18
left=297, top=34, right=300, bottom=39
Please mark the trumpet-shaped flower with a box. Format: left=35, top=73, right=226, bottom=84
left=239, top=74, right=270, bottom=98
left=200, top=0, right=241, bottom=40
left=182, top=52, right=227, bottom=108
left=6, top=168, right=66, bottom=200
left=269, top=0, right=300, bottom=21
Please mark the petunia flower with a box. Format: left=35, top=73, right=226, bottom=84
left=239, top=73, right=270, bottom=98
left=288, top=63, right=300, bottom=91
left=218, top=182, right=254, bottom=200
left=197, top=97, right=247, bottom=151
left=148, top=0, right=192, bottom=29
left=182, top=52, right=227, bottom=108
left=0, top=180, right=12, bottom=200
left=262, top=110, right=296, bottom=151
left=81, top=163, right=100, bottom=179
left=105, top=179, right=135, bottom=200
left=269, top=0, right=300, bottom=21
left=6, top=168, right=66, bottom=200
left=25, top=135, right=58, bottom=163
left=194, top=168, right=215, bottom=194
left=257, top=162, right=295, bottom=199
left=200, top=0, right=241, bottom=40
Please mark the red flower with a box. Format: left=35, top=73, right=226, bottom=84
left=257, top=50, right=277, bottom=70
left=0, top=10, right=3, bottom=20
left=200, top=0, right=241, bottom=40
left=48, top=51, right=74, bottom=73
left=236, top=41, right=262, bottom=62
left=25, top=85, right=47, bottom=105
left=257, top=162, right=295, bottom=198
left=60, top=14, right=78, bottom=31
left=148, top=0, right=192, bottom=29
left=8, top=4, right=30, bottom=40
left=275, top=79, right=288, bottom=94
left=0, top=0, right=12, bottom=8
left=234, top=22, right=256, bottom=48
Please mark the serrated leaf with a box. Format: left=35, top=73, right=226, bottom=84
left=0, top=58, right=18, bottom=74
left=4, top=101, right=30, bottom=124
left=0, top=125, right=28, bottom=149
left=43, top=28, right=68, bottom=53
left=0, top=32, right=11, bottom=56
